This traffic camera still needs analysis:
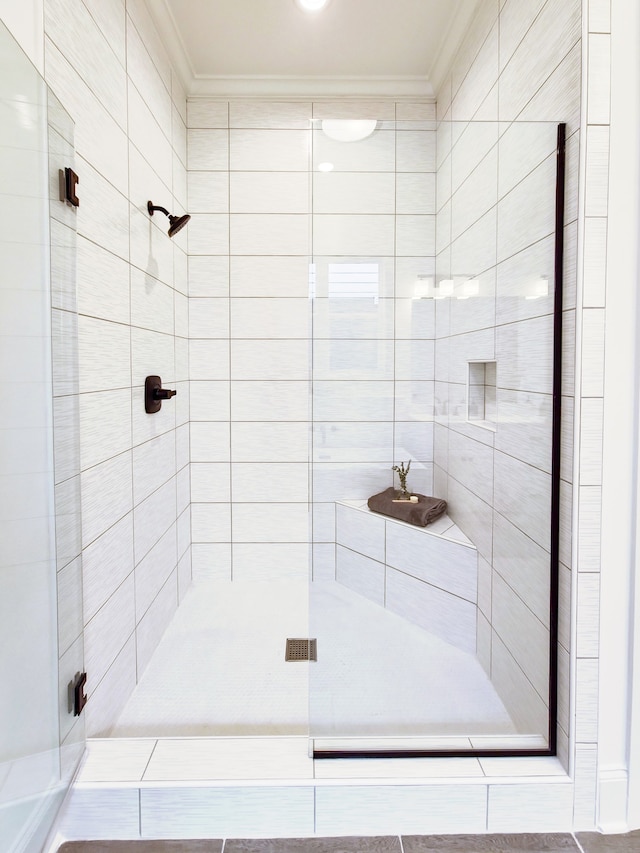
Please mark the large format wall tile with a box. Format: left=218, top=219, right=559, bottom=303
left=490, top=634, right=549, bottom=736
left=76, top=235, right=130, bottom=324
left=336, top=545, right=385, bottom=606
left=336, top=503, right=385, bottom=562
left=386, top=567, right=476, bottom=653
left=315, top=785, right=487, bottom=834
left=492, top=572, right=550, bottom=698
left=230, top=129, right=309, bottom=172
left=498, top=0, right=581, bottom=121
left=140, top=787, right=314, bottom=838
left=231, top=171, right=309, bottom=214
left=83, top=575, right=135, bottom=691
left=493, top=511, right=550, bottom=628
left=45, top=0, right=127, bottom=130
left=231, top=100, right=311, bottom=129
left=313, top=129, right=395, bottom=172
left=80, top=451, right=133, bottom=547
left=230, top=255, right=309, bottom=298
left=494, top=450, right=551, bottom=550
left=45, top=38, right=129, bottom=193
left=82, top=513, right=134, bottom=624
left=126, top=16, right=172, bottom=136
left=79, top=388, right=132, bottom=471
left=385, top=520, right=477, bottom=603
left=134, top=524, right=177, bottom=622
left=136, top=570, right=178, bottom=675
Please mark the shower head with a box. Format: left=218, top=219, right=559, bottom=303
left=147, top=201, right=191, bottom=238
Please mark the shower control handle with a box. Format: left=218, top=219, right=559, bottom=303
left=155, top=387, right=176, bottom=400
left=145, top=375, right=177, bottom=414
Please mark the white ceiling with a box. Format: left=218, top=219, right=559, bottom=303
left=147, top=0, right=481, bottom=97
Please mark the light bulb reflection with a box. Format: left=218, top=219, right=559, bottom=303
left=457, top=278, right=480, bottom=300
left=434, top=279, right=454, bottom=299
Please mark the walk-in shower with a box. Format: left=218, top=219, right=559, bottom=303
left=110, top=107, right=568, bottom=759
left=0, top=81, right=571, bottom=853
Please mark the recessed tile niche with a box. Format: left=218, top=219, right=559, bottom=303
left=467, top=361, right=497, bottom=430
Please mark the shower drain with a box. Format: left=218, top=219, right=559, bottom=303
left=285, top=638, right=317, bottom=661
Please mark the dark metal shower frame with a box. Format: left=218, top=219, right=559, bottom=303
left=314, top=122, right=567, bottom=761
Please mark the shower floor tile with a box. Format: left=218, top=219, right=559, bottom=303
left=111, top=580, right=309, bottom=737
left=111, top=578, right=515, bottom=739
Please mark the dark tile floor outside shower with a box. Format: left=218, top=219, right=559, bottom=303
left=56, top=830, right=640, bottom=852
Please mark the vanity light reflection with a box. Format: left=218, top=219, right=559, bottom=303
left=525, top=276, right=550, bottom=299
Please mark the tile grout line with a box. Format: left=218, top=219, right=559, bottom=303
left=140, top=738, right=159, bottom=781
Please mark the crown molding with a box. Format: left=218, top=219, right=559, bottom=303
left=190, top=75, right=433, bottom=99
left=428, top=0, right=482, bottom=97
left=145, top=0, right=195, bottom=93
left=145, top=0, right=434, bottom=100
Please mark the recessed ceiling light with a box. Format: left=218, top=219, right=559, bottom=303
left=295, top=0, right=331, bottom=11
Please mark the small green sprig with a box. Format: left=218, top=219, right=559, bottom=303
left=392, top=460, right=411, bottom=493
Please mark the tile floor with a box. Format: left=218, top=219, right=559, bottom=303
left=111, top=578, right=516, bottom=741
left=56, top=832, right=640, bottom=852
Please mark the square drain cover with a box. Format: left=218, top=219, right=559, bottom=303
left=285, top=638, right=317, bottom=661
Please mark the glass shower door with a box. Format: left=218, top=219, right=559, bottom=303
left=308, top=114, right=566, bottom=756
left=0, top=20, right=84, bottom=851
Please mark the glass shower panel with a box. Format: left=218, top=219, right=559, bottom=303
left=0, top=19, right=83, bottom=851
left=308, top=117, right=564, bottom=755
left=49, top=84, right=85, bottom=800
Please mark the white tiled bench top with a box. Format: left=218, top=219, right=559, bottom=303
left=337, top=500, right=475, bottom=547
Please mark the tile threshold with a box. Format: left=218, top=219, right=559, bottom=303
left=76, top=736, right=571, bottom=788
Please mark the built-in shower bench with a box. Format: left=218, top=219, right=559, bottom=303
left=335, top=500, right=478, bottom=653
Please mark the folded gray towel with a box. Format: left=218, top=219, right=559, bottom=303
left=367, top=486, right=447, bottom=528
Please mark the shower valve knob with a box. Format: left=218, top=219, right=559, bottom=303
left=155, top=388, right=176, bottom=400
left=145, top=375, right=177, bottom=414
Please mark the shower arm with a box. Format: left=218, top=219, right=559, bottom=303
left=147, top=202, right=171, bottom=217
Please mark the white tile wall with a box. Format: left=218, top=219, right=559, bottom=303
left=57, top=787, right=141, bottom=840
left=82, top=513, right=134, bottom=624
left=45, top=0, right=127, bottom=130
left=83, top=575, right=135, bottom=691
left=315, top=785, right=487, bottom=834
left=44, top=39, right=128, bottom=193
left=336, top=503, right=385, bottom=562
left=231, top=213, right=308, bottom=255
left=134, top=524, right=178, bottom=620
left=140, top=786, right=314, bottom=838
left=386, top=567, right=477, bottom=653
left=135, top=570, right=178, bottom=674
left=498, top=0, right=580, bottom=121
left=80, top=451, right=133, bottom=547
left=487, top=782, right=573, bottom=831
left=386, top=519, right=477, bottom=602
left=336, top=545, right=385, bottom=606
